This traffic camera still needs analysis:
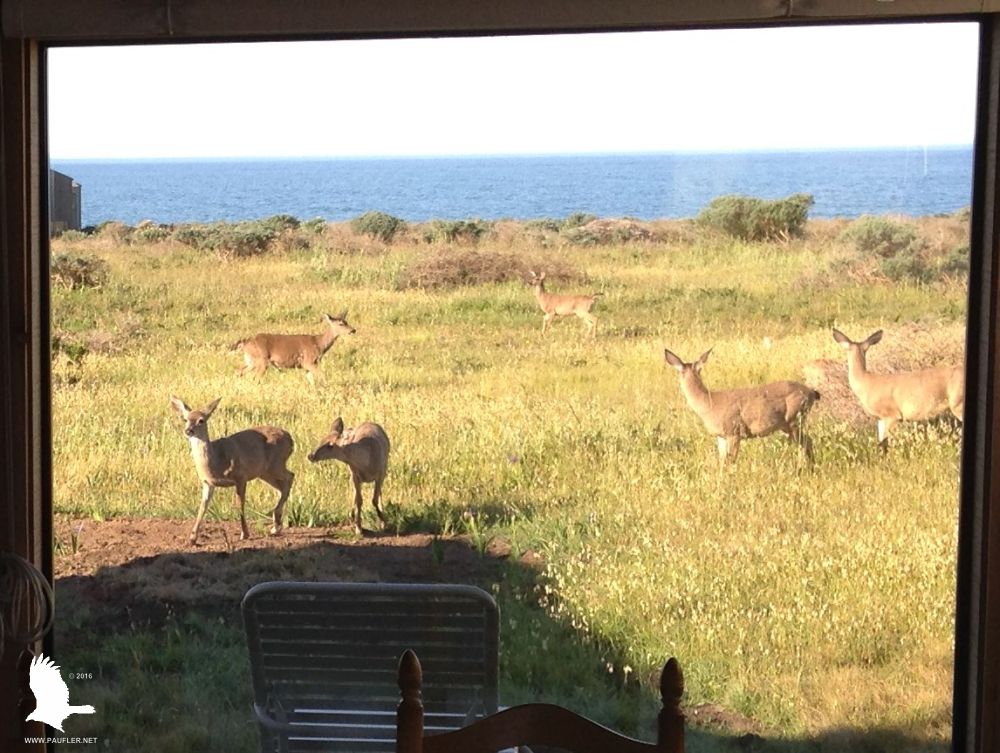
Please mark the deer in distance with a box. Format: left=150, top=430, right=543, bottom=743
left=831, top=328, right=964, bottom=452
left=170, top=396, right=295, bottom=545
left=308, top=417, right=390, bottom=535
left=664, top=347, right=821, bottom=466
left=233, top=311, right=355, bottom=385
left=529, top=270, right=602, bottom=337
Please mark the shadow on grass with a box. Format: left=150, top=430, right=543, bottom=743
left=50, top=531, right=950, bottom=753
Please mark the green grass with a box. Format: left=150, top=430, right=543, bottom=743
left=50, top=222, right=964, bottom=752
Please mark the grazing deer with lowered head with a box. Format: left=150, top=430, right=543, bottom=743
left=831, top=328, right=964, bottom=452
left=308, top=418, right=390, bottom=535
left=233, top=311, right=355, bottom=385
left=664, top=348, right=820, bottom=465
left=170, top=396, right=295, bottom=545
left=529, top=271, right=602, bottom=337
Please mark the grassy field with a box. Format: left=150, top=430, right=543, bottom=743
left=50, top=215, right=966, bottom=752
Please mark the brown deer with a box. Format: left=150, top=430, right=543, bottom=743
left=233, top=311, right=355, bottom=384
left=529, top=271, right=602, bottom=337
left=832, top=328, right=964, bottom=452
left=664, top=347, right=820, bottom=465
left=308, top=418, right=390, bottom=534
left=170, top=396, right=295, bottom=545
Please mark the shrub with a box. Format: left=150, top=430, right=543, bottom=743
left=95, top=220, right=132, bottom=243
left=172, top=221, right=276, bottom=258
left=940, top=244, right=970, bottom=278
left=398, top=249, right=581, bottom=290
left=55, top=229, right=89, bottom=242
left=261, top=214, right=301, bottom=232
left=697, top=193, right=814, bottom=242
left=840, top=215, right=922, bottom=258
left=301, top=217, right=328, bottom=234
left=132, top=221, right=172, bottom=244
left=563, top=212, right=597, bottom=229
left=562, top=218, right=652, bottom=246
left=51, top=252, right=109, bottom=289
left=428, top=219, right=491, bottom=244
left=350, top=211, right=406, bottom=243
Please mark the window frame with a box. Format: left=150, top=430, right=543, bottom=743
left=2, top=6, right=998, bottom=753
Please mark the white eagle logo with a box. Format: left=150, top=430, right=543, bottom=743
left=24, top=654, right=95, bottom=731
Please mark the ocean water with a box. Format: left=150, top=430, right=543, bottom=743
left=53, top=148, right=973, bottom=227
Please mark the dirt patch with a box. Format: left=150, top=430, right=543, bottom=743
left=54, top=516, right=519, bottom=629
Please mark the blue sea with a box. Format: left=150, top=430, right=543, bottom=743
left=53, top=148, right=974, bottom=227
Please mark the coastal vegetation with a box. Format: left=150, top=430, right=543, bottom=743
left=50, top=207, right=967, bottom=752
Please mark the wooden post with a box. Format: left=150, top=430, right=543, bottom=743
left=657, top=657, right=684, bottom=753
left=397, top=649, right=424, bottom=753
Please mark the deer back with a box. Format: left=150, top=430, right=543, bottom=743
left=208, top=426, right=294, bottom=482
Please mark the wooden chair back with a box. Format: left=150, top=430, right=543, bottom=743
left=396, top=649, right=684, bottom=753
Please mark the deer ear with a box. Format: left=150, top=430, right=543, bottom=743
left=169, top=396, right=190, bottom=418
left=204, top=397, right=222, bottom=417
left=865, top=330, right=884, bottom=348
left=831, top=328, right=848, bottom=346
left=695, top=348, right=713, bottom=370
left=331, top=417, right=344, bottom=434
left=663, top=349, right=684, bottom=371
left=337, top=309, right=348, bottom=320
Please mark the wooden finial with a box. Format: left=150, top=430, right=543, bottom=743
left=397, top=650, right=424, bottom=753
left=657, top=657, right=685, bottom=753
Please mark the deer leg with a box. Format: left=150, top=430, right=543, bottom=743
left=352, top=471, right=365, bottom=535
left=304, top=363, right=320, bottom=386
left=716, top=436, right=730, bottom=466
left=785, top=423, right=814, bottom=464
left=264, top=471, right=294, bottom=535
left=235, top=480, right=251, bottom=540
left=877, top=418, right=897, bottom=454
left=581, top=312, right=598, bottom=338
left=190, top=483, right=215, bottom=545
left=372, top=478, right=387, bottom=526
left=727, top=436, right=741, bottom=464
left=542, top=313, right=553, bottom=334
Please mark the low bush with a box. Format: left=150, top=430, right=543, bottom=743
left=350, top=211, right=406, bottom=243
left=563, top=218, right=652, bottom=246
left=840, top=215, right=922, bottom=258
left=51, top=252, right=109, bottom=289
left=301, top=217, right=328, bottom=234
left=172, top=221, right=277, bottom=258
left=426, top=219, right=491, bottom=244
left=697, top=193, right=814, bottom=242
left=132, top=221, right=172, bottom=244
left=398, top=249, right=581, bottom=290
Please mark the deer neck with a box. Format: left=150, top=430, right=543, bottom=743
left=679, top=371, right=714, bottom=414
left=186, top=433, right=219, bottom=477
left=533, top=282, right=547, bottom=302
left=315, top=326, right=340, bottom=355
left=845, top=347, right=873, bottom=390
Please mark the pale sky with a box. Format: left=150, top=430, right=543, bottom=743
left=47, top=22, right=978, bottom=160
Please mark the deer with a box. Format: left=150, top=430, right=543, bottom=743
left=831, top=328, right=964, bottom=452
left=308, top=417, right=390, bottom=535
left=233, top=311, right=355, bottom=385
left=170, top=396, right=295, bottom=545
left=664, top=347, right=821, bottom=466
left=528, top=270, right=602, bottom=337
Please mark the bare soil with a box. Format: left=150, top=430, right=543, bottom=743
left=54, top=515, right=517, bottom=627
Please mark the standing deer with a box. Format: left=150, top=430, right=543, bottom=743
left=170, top=396, right=295, bottom=545
left=529, top=271, right=602, bottom=337
left=233, top=311, right=355, bottom=384
left=664, top=347, right=820, bottom=465
left=308, top=418, right=390, bottom=535
left=832, top=328, right=964, bottom=452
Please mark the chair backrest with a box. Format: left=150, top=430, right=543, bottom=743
left=396, top=649, right=685, bottom=753
left=242, top=582, right=500, bottom=753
